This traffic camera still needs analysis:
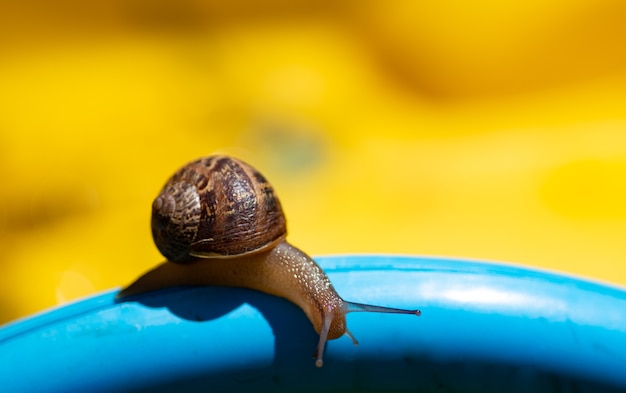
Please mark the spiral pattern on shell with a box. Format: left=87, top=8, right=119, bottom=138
left=151, top=155, right=287, bottom=263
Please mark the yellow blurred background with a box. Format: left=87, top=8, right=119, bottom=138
left=1, top=0, right=626, bottom=325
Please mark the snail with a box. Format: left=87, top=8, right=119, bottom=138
left=118, top=155, right=420, bottom=367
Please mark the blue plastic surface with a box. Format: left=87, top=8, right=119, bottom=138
left=2, top=255, right=626, bottom=392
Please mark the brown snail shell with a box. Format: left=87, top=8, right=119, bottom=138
left=151, top=156, right=287, bottom=263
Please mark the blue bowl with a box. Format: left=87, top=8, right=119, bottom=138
left=2, top=255, right=626, bottom=392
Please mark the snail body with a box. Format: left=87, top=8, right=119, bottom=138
left=119, top=155, right=420, bottom=367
